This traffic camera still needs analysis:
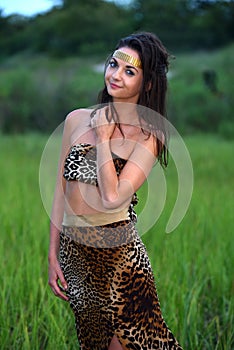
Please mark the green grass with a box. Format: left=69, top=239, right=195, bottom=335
left=0, top=133, right=233, bottom=349
left=142, top=134, right=234, bottom=349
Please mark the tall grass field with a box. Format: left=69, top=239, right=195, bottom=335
left=0, top=133, right=233, bottom=349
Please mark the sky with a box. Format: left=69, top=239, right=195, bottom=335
left=0, top=0, right=130, bottom=17
left=0, top=0, right=55, bottom=16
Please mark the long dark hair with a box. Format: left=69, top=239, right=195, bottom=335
left=95, top=32, right=170, bottom=167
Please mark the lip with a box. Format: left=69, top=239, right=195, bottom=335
left=110, top=82, right=121, bottom=89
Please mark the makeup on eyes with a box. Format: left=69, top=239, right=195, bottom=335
left=109, top=58, right=137, bottom=75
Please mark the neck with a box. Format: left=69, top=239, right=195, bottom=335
left=112, top=102, right=139, bottom=125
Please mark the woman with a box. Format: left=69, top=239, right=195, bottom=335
left=48, top=32, right=183, bottom=350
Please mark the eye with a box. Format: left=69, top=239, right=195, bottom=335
left=109, top=59, right=117, bottom=68
left=126, top=69, right=135, bottom=76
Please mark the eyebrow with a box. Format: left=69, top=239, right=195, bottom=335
left=126, top=65, right=138, bottom=72
left=110, top=58, right=139, bottom=72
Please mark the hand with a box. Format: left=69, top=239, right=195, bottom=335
left=48, top=258, right=69, bottom=301
left=91, top=106, right=115, bottom=142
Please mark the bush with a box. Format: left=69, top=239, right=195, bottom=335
left=0, top=45, right=233, bottom=137
left=0, top=55, right=103, bottom=133
left=168, top=45, right=234, bottom=137
left=218, top=121, right=234, bottom=140
left=0, top=69, right=37, bottom=132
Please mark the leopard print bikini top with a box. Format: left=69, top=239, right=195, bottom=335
left=63, top=143, right=138, bottom=221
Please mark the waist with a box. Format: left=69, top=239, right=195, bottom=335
left=61, top=219, right=137, bottom=248
left=62, top=208, right=129, bottom=227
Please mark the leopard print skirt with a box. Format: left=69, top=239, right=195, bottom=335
left=59, top=220, right=183, bottom=350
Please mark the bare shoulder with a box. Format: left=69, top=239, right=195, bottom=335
left=65, top=108, right=93, bottom=126
left=63, top=108, right=95, bottom=145
left=137, top=131, right=156, bottom=154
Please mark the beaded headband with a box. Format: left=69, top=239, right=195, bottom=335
left=112, top=50, right=142, bottom=69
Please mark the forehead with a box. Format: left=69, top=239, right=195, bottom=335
left=117, top=47, right=140, bottom=59
left=112, top=47, right=142, bottom=69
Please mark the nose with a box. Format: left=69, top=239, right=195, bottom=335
left=112, top=67, right=122, bottom=80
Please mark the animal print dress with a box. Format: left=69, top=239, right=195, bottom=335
left=59, top=143, right=183, bottom=350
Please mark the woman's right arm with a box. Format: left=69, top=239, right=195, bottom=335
left=48, top=112, right=74, bottom=301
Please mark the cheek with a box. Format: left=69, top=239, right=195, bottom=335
left=131, top=78, right=143, bottom=94
left=104, top=68, right=111, bottom=84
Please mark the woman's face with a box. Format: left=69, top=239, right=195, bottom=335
left=105, top=47, right=143, bottom=104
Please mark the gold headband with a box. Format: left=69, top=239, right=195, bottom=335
left=112, top=50, right=142, bottom=69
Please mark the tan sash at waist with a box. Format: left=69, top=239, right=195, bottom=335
left=62, top=208, right=129, bottom=227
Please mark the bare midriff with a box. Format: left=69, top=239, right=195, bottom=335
left=63, top=181, right=130, bottom=225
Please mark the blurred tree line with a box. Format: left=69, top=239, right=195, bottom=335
left=0, top=0, right=233, bottom=136
left=0, top=0, right=233, bottom=57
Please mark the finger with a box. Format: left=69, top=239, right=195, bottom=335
left=90, top=117, right=95, bottom=128
left=48, top=271, right=69, bottom=300
left=91, top=111, right=107, bottom=127
left=57, top=270, right=68, bottom=291
left=105, top=106, right=111, bottom=122
left=50, top=281, right=69, bottom=301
